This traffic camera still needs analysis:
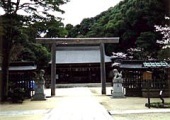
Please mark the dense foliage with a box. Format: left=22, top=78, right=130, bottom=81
left=67, top=0, right=166, bottom=58
left=0, top=0, right=68, bottom=101
left=0, top=0, right=68, bottom=61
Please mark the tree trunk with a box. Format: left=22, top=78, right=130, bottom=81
left=0, top=34, right=2, bottom=102
left=1, top=17, right=11, bottom=101
left=1, top=40, right=10, bottom=101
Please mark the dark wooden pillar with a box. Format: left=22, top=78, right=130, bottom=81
left=51, top=43, right=56, bottom=96
left=100, top=43, right=106, bottom=94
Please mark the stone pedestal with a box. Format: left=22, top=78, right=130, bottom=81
left=32, top=81, right=46, bottom=100
left=32, top=70, right=46, bottom=101
left=112, top=80, right=124, bottom=98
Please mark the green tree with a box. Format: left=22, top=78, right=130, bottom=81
left=0, top=0, right=68, bottom=101
left=136, top=32, right=160, bottom=59
left=19, top=43, right=51, bottom=69
left=158, top=48, right=170, bottom=60
left=17, top=18, right=67, bottom=70
left=24, top=18, right=67, bottom=39
left=0, top=14, right=27, bottom=101
left=65, top=24, right=74, bottom=37
left=68, top=0, right=166, bottom=58
left=44, top=18, right=68, bottom=38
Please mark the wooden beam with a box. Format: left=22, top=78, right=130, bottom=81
left=36, top=37, right=119, bottom=45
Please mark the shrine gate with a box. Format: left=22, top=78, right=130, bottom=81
left=36, top=38, right=119, bottom=96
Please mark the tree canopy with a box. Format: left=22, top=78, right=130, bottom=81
left=0, top=0, right=68, bottom=101
left=67, top=0, right=166, bottom=58
left=0, top=0, right=67, bottom=15
left=0, top=0, right=69, bottom=64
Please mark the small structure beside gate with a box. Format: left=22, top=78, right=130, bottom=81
left=6, top=62, right=37, bottom=99
left=118, top=60, right=170, bottom=97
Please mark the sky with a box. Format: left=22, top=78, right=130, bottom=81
left=0, top=0, right=122, bottom=25
left=60, top=0, right=122, bottom=25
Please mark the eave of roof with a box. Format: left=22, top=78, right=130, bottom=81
left=143, top=61, right=170, bottom=68
left=0, top=66, right=37, bottom=71
left=0, top=61, right=37, bottom=71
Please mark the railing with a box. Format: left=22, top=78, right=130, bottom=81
left=122, top=70, right=169, bottom=97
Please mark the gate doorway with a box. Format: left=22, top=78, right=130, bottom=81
left=36, top=38, right=119, bottom=96
left=45, top=46, right=113, bottom=84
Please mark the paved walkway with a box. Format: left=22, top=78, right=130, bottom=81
left=90, top=87, right=170, bottom=120
left=1, top=87, right=170, bottom=120
left=0, top=87, right=113, bottom=120
left=44, top=87, right=113, bottom=120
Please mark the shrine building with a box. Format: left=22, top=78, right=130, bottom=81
left=45, top=45, right=113, bottom=85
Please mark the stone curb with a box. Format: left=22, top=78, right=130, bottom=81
left=109, top=109, right=170, bottom=115
left=0, top=109, right=51, bottom=116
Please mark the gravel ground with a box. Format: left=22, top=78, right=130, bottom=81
left=90, top=87, right=170, bottom=120
left=1, top=86, right=170, bottom=120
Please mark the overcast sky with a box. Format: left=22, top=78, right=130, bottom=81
left=60, top=0, right=122, bottom=25
left=0, top=0, right=122, bottom=25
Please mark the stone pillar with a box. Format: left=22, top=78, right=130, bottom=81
left=112, top=69, right=125, bottom=98
left=32, top=70, right=46, bottom=100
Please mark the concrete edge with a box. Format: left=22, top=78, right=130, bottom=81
left=109, top=109, right=170, bottom=115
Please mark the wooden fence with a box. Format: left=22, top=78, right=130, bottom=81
left=122, top=69, right=169, bottom=97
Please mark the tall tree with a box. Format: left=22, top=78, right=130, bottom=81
left=0, top=0, right=68, bottom=101
left=69, top=0, right=166, bottom=58
left=0, top=14, right=27, bottom=101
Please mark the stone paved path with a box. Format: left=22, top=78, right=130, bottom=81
left=1, top=87, right=170, bottom=120
left=44, top=87, right=113, bottom=120
left=0, top=87, right=113, bottom=120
